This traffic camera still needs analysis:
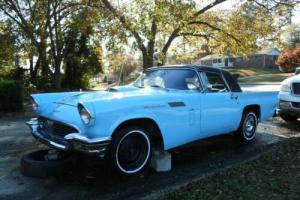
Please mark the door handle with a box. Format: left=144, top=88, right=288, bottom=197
left=230, top=93, right=238, bottom=100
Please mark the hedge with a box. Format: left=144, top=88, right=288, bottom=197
left=276, top=46, right=300, bottom=73
left=0, top=79, right=23, bottom=112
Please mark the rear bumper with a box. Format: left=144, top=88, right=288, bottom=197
left=277, top=100, right=300, bottom=117
left=26, top=118, right=111, bottom=156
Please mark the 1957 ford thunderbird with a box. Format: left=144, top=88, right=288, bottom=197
left=27, top=65, right=278, bottom=175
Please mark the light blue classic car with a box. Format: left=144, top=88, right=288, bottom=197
left=27, top=65, right=278, bottom=175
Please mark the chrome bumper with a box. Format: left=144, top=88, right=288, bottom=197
left=26, top=118, right=111, bottom=156
left=278, top=100, right=300, bottom=116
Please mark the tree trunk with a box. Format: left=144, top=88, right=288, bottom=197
left=53, top=57, right=62, bottom=88
left=38, top=45, right=49, bottom=89
left=142, top=52, right=154, bottom=69
left=29, top=56, right=40, bottom=86
left=142, top=41, right=155, bottom=69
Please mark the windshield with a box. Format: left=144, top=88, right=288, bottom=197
left=133, top=69, right=201, bottom=91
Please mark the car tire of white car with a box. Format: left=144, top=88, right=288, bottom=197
left=279, top=113, right=299, bottom=122
left=110, top=126, right=151, bottom=175
left=235, top=111, right=258, bottom=142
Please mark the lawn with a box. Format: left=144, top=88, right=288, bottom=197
left=226, top=67, right=281, bottom=77
left=164, top=138, right=300, bottom=200
left=226, top=67, right=293, bottom=83
left=238, top=73, right=292, bottom=83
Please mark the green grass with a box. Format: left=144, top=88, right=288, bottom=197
left=238, top=73, right=292, bottom=83
left=164, top=138, right=300, bottom=200
left=227, top=67, right=281, bottom=77
left=225, top=66, right=292, bottom=83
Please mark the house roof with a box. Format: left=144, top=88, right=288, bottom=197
left=254, top=48, right=280, bottom=56
left=198, top=54, right=230, bottom=61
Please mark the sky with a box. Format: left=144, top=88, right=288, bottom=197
left=214, top=0, right=300, bottom=25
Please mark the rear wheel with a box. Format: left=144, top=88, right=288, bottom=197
left=110, top=126, right=151, bottom=175
left=235, top=111, right=258, bottom=142
left=280, top=113, right=298, bottom=122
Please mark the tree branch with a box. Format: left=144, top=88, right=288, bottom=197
left=147, top=19, right=157, bottom=54
left=193, top=0, right=227, bottom=18
left=1, top=0, right=39, bottom=47
left=100, top=0, right=147, bottom=53
left=162, top=28, right=180, bottom=55
left=251, top=0, right=300, bottom=11
left=189, top=21, right=241, bottom=44
left=179, top=32, right=210, bottom=39
left=161, top=0, right=228, bottom=56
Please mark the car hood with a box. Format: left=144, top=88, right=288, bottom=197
left=282, top=74, right=300, bottom=85
left=55, top=85, right=168, bottom=106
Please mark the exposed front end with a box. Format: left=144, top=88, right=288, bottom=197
left=27, top=116, right=111, bottom=157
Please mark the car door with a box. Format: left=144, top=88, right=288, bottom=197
left=152, top=69, right=202, bottom=149
left=199, top=71, right=241, bottom=137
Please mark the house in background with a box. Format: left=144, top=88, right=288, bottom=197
left=196, top=54, right=234, bottom=68
left=234, top=48, right=280, bottom=68
left=196, top=48, right=280, bottom=68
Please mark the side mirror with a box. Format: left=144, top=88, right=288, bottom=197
left=207, top=84, right=213, bottom=91
left=187, top=83, right=198, bottom=90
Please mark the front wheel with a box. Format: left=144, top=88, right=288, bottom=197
left=110, top=126, right=151, bottom=175
left=235, top=111, right=258, bottom=142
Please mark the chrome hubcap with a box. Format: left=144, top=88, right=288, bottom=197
left=246, top=118, right=255, bottom=134
left=244, top=114, right=256, bottom=139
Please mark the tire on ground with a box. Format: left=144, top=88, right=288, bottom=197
left=20, top=149, right=75, bottom=178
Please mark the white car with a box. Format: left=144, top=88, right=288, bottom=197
left=278, top=74, right=300, bottom=122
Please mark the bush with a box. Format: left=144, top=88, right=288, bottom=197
left=0, top=66, right=26, bottom=80
left=0, top=79, right=23, bottom=112
left=276, top=46, right=300, bottom=73
left=0, top=66, right=15, bottom=79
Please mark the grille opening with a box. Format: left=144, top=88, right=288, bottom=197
left=292, top=102, right=300, bottom=108
left=293, top=83, right=300, bottom=95
left=38, top=117, right=78, bottom=138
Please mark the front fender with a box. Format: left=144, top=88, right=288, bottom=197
left=108, top=112, right=161, bottom=137
left=32, top=92, right=81, bottom=114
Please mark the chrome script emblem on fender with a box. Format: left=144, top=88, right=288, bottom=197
left=53, top=104, right=62, bottom=113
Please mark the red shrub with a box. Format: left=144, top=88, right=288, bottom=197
left=276, top=46, right=300, bottom=73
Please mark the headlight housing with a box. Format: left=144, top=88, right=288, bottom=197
left=31, top=97, right=38, bottom=111
left=78, top=104, right=92, bottom=125
left=280, top=83, right=291, bottom=92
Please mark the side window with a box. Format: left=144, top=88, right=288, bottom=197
left=162, top=69, right=202, bottom=91
left=201, top=71, right=228, bottom=93
left=185, top=72, right=202, bottom=91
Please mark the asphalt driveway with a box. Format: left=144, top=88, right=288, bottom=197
left=0, top=116, right=298, bottom=200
